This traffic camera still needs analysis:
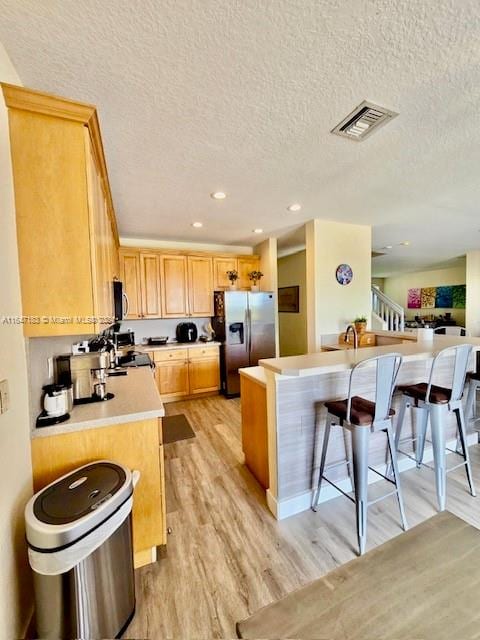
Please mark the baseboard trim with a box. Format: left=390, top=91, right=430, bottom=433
left=269, top=433, right=478, bottom=520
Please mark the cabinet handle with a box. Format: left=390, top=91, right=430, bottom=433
left=122, top=292, right=130, bottom=318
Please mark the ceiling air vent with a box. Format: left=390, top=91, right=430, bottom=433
left=332, top=101, right=398, bottom=142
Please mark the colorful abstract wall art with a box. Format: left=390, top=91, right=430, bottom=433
left=452, top=284, right=466, bottom=309
left=421, top=287, right=436, bottom=309
left=407, top=288, right=421, bottom=309
left=435, top=286, right=453, bottom=308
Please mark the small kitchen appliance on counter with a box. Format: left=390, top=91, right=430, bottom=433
left=55, top=353, right=114, bottom=404
left=146, top=336, right=169, bottom=346
left=112, top=329, right=135, bottom=350
left=176, top=322, right=198, bottom=343
left=36, top=383, right=73, bottom=428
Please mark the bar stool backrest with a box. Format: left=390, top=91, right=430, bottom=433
left=427, top=344, right=473, bottom=404
left=347, top=353, right=403, bottom=426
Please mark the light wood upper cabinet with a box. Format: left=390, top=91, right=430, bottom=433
left=188, top=256, right=213, bottom=316
left=2, top=83, right=119, bottom=337
left=85, top=131, right=119, bottom=328
left=238, top=256, right=261, bottom=289
left=160, top=255, right=188, bottom=318
left=120, top=249, right=260, bottom=319
left=140, top=253, right=162, bottom=318
left=120, top=251, right=142, bottom=319
left=213, top=257, right=237, bottom=290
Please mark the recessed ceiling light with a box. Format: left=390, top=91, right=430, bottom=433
left=192, top=222, right=203, bottom=228
left=253, top=228, right=263, bottom=234
left=384, top=245, right=393, bottom=249
left=400, top=241, right=410, bottom=246
left=287, top=203, right=302, bottom=212
left=211, top=191, right=227, bottom=200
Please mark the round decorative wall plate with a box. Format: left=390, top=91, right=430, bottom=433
left=336, top=263, right=353, bottom=285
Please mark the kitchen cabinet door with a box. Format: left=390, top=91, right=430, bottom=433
left=188, top=256, right=214, bottom=316
left=160, top=255, right=188, bottom=317
left=213, top=257, right=238, bottom=290
left=86, top=133, right=113, bottom=329
left=120, top=251, right=142, bottom=318
left=155, top=361, right=190, bottom=400
left=237, top=257, right=260, bottom=290
left=188, top=356, right=220, bottom=394
left=140, top=253, right=162, bottom=318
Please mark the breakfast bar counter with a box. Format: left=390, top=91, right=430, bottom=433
left=242, top=335, right=480, bottom=520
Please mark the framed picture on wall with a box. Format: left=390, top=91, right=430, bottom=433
left=278, top=286, right=300, bottom=313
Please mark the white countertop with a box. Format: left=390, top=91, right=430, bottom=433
left=239, top=366, right=266, bottom=387
left=137, top=340, right=221, bottom=352
left=32, top=366, right=165, bottom=439
left=259, top=336, right=480, bottom=377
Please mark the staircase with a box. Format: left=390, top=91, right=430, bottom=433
left=371, top=286, right=405, bottom=332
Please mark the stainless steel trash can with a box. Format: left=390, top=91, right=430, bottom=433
left=25, top=460, right=137, bottom=639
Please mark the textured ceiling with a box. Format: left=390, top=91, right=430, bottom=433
left=1, top=0, right=480, bottom=275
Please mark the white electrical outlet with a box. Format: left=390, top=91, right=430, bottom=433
left=0, top=379, right=9, bottom=414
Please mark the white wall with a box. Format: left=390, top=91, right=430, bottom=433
left=277, top=250, right=307, bottom=356
left=466, top=251, right=480, bottom=336
left=0, top=44, right=33, bottom=638
left=384, top=263, right=466, bottom=326
left=306, top=219, right=372, bottom=351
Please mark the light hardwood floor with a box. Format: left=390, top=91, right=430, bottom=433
left=126, top=395, right=480, bottom=639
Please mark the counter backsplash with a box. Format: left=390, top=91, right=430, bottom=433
left=120, top=317, right=211, bottom=344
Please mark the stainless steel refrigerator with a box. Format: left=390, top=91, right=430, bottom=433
left=212, top=291, right=276, bottom=397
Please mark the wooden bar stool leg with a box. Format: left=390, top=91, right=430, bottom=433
left=430, top=404, right=447, bottom=511
left=352, top=426, right=369, bottom=555
left=455, top=406, right=476, bottom=497
left=386, top=423, right=408, bottom=531
left=312, top=418, right=332, bottom=511
left=415, top=406, right=429, bottom=468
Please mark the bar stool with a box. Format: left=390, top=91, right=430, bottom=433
left=312, top=353, right=407, bottom=555
left=394, top=344, right=476, bottom=511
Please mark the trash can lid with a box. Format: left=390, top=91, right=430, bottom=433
left=25, top=461, right=133, bottom=551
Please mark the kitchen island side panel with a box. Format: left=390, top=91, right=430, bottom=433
left=275, top=357, right=462, bottom=501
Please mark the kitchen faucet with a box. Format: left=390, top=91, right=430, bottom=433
left=344, top=324, right=358, bottom=350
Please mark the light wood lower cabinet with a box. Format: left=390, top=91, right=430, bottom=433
left=240, top=375, right=269, bottom=490
left=152, top=346, right=220, bottom=401
left=189, top=356, right=220, bottom=394
left=30, top=418, right=166, bottom=568
left=155, top=359, right=190, bottom=400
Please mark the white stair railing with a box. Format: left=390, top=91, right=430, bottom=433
left=371, top=286, right=405, bottom=332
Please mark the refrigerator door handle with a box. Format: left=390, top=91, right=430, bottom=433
left=247, top=308, right=252, bottom=355
left=244, top=309, right=249, bottom=352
